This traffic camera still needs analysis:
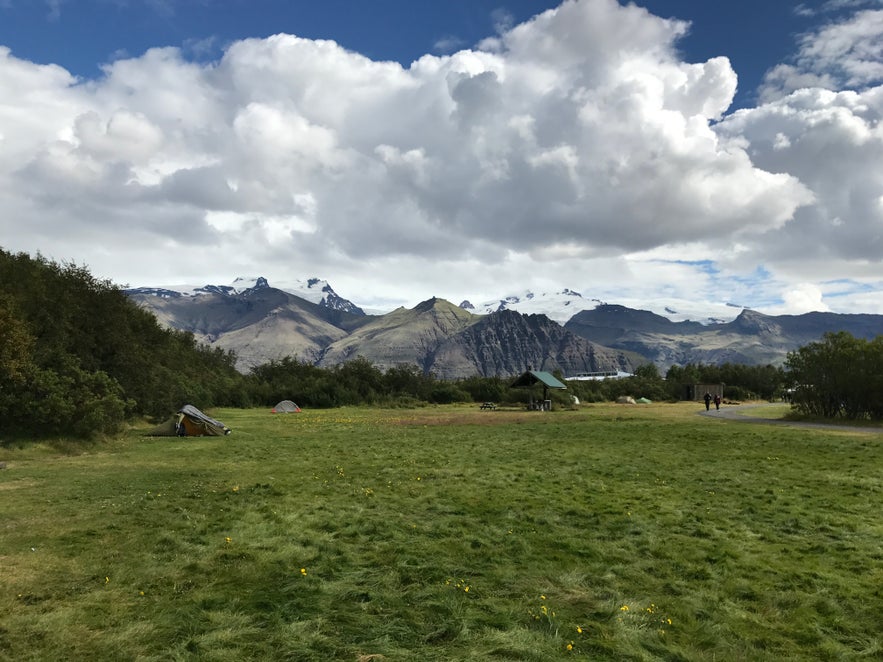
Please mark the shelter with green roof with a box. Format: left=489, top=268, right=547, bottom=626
left=510, top=370, right=567, bottom=410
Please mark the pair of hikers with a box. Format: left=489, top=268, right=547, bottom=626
left=704, top=392, right=721, bottom=411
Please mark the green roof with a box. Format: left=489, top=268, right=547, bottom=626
left=510, top=370, right=567, bottom=390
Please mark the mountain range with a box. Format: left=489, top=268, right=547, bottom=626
left=126, top=277, right=883, bottom=378
left=565, top=304, right=883, bottom=369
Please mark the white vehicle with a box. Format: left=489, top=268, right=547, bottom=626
left=565, top=370, right=634, bottom=381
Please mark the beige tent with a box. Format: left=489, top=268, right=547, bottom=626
left=147, top=405, right=232, bottom=437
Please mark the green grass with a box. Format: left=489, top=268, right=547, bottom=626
left=1, top=403, right=881, bottom=661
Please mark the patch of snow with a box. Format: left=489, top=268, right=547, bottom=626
left=475, top=288, right=587, bottom=323
left=472, top=288, right=741, bottom=324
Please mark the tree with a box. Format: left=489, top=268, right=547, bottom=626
left=457, top=375, right=509, bottom=403
left=785, top=331, right=882, bottom=420
left=384, top=364, right=434, bottom=401
left=0, top=295, right=33, bottom=383
left=0, top=248, right=246, bottom=438
left=633, top=364, right=660, bottom=380
left=333, top=356, right=385, bottom=402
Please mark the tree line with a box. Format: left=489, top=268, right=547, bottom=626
left=785, top=331, right=883, bottom=420
left=0, top=250, right=243, bottom=438
left=2, top=249, right=879, bottom=440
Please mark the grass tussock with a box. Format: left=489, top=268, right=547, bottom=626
left=1, top=402, right=881, bottom=660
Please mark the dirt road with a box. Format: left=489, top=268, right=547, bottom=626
left=698, top=402, right=883, bottom=435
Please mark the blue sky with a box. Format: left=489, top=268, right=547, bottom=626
left=0, top=0, right=840, bottom=108
left=1, top=0, right=882, bottom=320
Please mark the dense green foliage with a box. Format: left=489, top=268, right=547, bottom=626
left=563, top=362, right=786, bottom=405
left=785, top=331, right=883, bottom=420
left=1, top=405, right=880, bottom=660
left=0, top=250, right=243, bottom=437
left=247, top=357, right=524, bottom=408
left=247, top=359, right=789, bottom=411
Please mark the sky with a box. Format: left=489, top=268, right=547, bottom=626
left=1, top=0, right=882, bottom=321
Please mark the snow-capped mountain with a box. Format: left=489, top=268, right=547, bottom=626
left=125, top=276, right=365, bottom=315
left=463, top=288, right=740, bottom=325
left=124, top=276, right=269, bottom=299
left=126, top=276, right=738, bottom=325
left=273, top=277, right=365, bottom=314
left=463, top=288, right=601, bottom=324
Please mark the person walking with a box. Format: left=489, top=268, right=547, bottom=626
left=714, top=394, right=721, bottom=410
left=703, top=392, right=712, bottom=411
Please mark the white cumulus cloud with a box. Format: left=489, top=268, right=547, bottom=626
left=0, top=0, right=881, bottom=318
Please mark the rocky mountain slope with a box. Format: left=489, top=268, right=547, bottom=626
left=128, top=281, right=638, bottom=377
left=317, top=298, right=635, bottom=379
left=427, top=307, right=634, bottom=380
left=127, top=279, right=369, bottom=371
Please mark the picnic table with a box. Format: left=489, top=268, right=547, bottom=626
left=480, top=402, right=497, bottom=410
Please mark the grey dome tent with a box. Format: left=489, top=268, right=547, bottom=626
left=147, top=405, right=232, bottom=437
left=272, top=400, right=301, bottom=413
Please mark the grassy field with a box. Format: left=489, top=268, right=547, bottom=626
left=1, top=403, right=881, bottom=661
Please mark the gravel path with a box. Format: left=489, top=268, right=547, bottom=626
left=698, top=402, right=883, bottom=435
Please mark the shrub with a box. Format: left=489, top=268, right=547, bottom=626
left=429, top=383, right=470, bottom=404
left=2, top=358, right=130, bottom=438
left=786, top=332, right=883, bottom=420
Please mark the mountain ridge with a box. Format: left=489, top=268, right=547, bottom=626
left=127, top=281, right=643, bottom=377
left=564, top=304, right=883, bottom=369
left=127, top=277, right=883, bottom=375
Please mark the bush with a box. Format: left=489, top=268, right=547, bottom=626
left=1, top=358, right=130, bottom=438
left=723, top=385, right=754, bottom=401
left=429, top=383, right=470, bottom=404
left=786, top=332, right=883, bottom=420
left=457, top=376, right=509, bottom=403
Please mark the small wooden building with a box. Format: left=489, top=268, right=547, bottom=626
left=683, top=383, right=724, bottom=401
